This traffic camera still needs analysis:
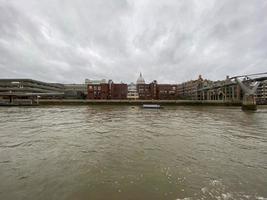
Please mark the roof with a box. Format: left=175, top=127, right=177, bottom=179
left=137, top=73, right=145, bottom=84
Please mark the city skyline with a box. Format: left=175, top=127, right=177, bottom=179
left=0, top=0, right=267, bottom=84
left=1, top=1, right=267, bottom=199
left=0, top=71, right=265, bottom=85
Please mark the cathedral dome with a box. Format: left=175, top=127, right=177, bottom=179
left=137, top=73, right=145, bottom=84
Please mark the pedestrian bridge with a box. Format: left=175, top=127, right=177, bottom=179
left=230, top=72, right=267, bottom=110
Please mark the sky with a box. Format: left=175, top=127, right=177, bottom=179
left=0, top=0, right=267, bottom=84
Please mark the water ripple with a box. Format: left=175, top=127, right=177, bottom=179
left=0, top=105, right=266, bottom=200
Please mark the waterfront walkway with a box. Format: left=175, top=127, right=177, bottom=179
left=38, top=99, right=241, bottom=106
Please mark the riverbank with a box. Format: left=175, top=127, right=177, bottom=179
left=38, top=99, right=242, bottom=106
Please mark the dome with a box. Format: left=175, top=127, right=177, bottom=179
left=137, top=73, right=145, bottom=84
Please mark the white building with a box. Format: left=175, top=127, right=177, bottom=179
left=85, top=79, right=107, bottom=85
left=127, top=73, right=146, bottom=99
left=127, top=82, right=139, bottom=99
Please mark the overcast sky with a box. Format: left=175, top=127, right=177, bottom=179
left=0, top=0, right=266, bottom=84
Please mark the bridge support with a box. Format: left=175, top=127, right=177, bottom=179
left=241, top=94, right=257, bottom=110
left=9, top=95, right=13, bottom=104
left=235, top=78, right=259, bottom=111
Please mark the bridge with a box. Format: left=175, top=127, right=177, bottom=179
left=230, top=72, right=267, bottom=110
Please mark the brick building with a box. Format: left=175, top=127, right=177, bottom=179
left=136, top=73, right=179, bottom=100
left=137, top=81, right=157, bottom=100
left=87, top=83, right=109, bottom=99
left=110, top=83, right=128, bottom=99
left=137, top=81, right=179, bottom=100
left=87, top=80, right=127, bottom=100
left=157, top=84, right=178, bottom=100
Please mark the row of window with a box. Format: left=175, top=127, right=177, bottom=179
left=88, top=86, right=101, bottom=90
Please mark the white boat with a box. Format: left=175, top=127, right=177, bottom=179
left=142, top=104, right=161, bottom=109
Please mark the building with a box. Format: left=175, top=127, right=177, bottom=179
left=136, top=73, right=157, bottom=100
left=176, top=75, right=243, bottom=102
left=136, top=73, right=179, bottom=100
left=1, top=74, right=265, bottom=103
left=197, top=76, right=267, bottom=104
left=137, top=81, right=157, bottom=100
left=85, top=79, right=107, bottom=85
left=177, top=75, right=204, bottom=100
left=136, top=73, right=145, bottom=85
left=127, top=82, right=139, bottom=99
left=0, top=78, right=64, bottom=100
left=87, top=80, right=127, bottom=100
left=256, top=80, right=267, bottom=104
left=137, top=82, right=179, bottom=100
left=87, top=83, right=109, bottom=99
left=63, top=84, right=87, bottom=99
left=157, top=84, right=179, bottom=100
left=86, top=79, right=109, bottom=99
left=0, top=79, right=64, bottom=94
left=110, top=82, right=128, bottom=99
left=136, top=73, right=180, bottom=100
left=197, top=77, right=242, bottom=102
left=0, top=79, right=64, bottom=104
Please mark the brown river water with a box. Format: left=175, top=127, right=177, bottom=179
left=0, top=105, right=266, bottom=200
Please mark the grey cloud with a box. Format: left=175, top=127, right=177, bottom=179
left=0, top=0, right=266, bottom=84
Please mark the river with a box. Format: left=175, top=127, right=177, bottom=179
left=0, top=105, right=266, bottom=200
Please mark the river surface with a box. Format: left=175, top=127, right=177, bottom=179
left=0, top=105, right=266, bottom=200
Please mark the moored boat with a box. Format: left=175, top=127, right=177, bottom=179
left=142, top=104, right=161, bottom=109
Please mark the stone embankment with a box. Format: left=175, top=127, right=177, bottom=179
left=38, top=99, right=241, bottom=106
